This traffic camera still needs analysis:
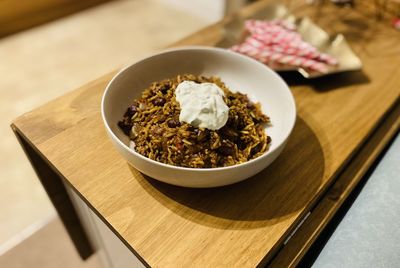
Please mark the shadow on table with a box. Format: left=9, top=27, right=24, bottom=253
left=279, top=70, right=370, bottom=91
left=133, top=117, right=325, bottom=229
left=132, top=116, right=325, bottom=230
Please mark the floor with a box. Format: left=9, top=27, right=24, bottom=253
left=311, top=134, right=400, bottom=267
left=0, top=0, right=220, bottom=260
left=0, top=219, right=101, bottom=268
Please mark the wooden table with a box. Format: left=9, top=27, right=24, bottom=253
left=11, top=1, right=400, bottom=267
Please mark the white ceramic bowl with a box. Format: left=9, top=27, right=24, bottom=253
left=102, top=46, right=296, bottom=188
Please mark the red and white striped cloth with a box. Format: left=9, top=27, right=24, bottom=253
left=230, top=19, right=338, bottom=73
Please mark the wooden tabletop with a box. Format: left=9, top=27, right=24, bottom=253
left=12, top=1, right=400, bottom=267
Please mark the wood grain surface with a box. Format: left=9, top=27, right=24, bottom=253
left=12, top=1, right=400, bottom=267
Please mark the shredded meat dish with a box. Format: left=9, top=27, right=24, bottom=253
left=118, top=74, right=271, bottom=168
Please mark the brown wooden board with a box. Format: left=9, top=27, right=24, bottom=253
left=11, top=0, right=400, bottom=267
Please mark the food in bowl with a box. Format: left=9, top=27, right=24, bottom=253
left=102, top=47, right=296, bottom=187
left=118, top=74, right=271, bottom=168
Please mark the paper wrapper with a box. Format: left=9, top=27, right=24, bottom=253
left=217, top=3, right=362, bottom=78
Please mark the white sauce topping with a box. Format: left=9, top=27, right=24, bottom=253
left=175, top=81, right=229, bottom=130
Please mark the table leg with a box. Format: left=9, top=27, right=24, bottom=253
left=11, top=127, right=94, bottom=260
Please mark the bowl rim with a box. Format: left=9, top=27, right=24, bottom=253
left=101, top=46, right=297, bottom=172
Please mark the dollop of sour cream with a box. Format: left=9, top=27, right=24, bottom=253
left=175, top=81, right=229, bottom=130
